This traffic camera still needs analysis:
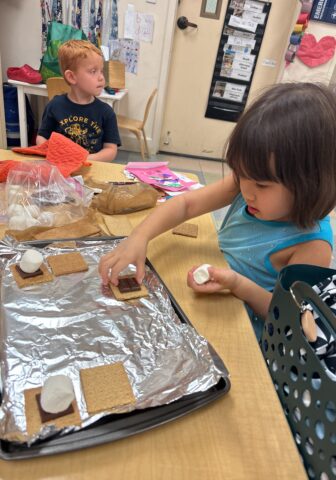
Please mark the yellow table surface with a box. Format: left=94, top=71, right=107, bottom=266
left=0, top=152, right=307, bottom=480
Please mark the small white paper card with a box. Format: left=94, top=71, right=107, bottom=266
left=124, top=6, right=136, bottom=39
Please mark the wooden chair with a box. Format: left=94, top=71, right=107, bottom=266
left=117, top=89, right=158, bottom=160
left=46, top=77, right=70, bottom=100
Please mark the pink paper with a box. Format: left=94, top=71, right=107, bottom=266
left=126, top=162, right=169, bottom=169
left=126, top=164, right=196, bottom=192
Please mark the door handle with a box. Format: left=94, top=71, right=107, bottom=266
left=177, top=16, right=198, bottom=30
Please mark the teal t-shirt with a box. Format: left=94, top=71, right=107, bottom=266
left=218, top=194, right=333, bottom=339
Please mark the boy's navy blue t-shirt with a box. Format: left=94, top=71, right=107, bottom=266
left=38, top=94, right=121, bottom=153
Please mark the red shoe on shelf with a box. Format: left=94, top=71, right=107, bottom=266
left=7, top=64, right=42, bottom=84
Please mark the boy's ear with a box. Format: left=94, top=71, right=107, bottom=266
left=63, top=69, right=76, bottom=85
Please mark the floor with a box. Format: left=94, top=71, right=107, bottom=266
left=117, top=149, right=336, bottom=267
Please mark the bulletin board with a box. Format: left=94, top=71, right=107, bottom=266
left=205, top=0, right=271, bottom=123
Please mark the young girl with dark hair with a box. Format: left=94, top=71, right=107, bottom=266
left=99, top=82, right=336, bottom=340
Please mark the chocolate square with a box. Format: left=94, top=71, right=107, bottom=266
left=15, top=264, right=43, bottom=279
left=118, top=277, right=141, bottom=293
left=36, top=393, right=74, bottom=423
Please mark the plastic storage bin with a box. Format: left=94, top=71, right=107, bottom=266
left=262, top=264, right=336, bottom=480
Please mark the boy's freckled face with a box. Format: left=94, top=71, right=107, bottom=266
left=239, top=177, right=294, bottom=222
left=72, top=53, right=105, bottom=97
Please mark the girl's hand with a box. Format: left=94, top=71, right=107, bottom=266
left=187, top=266, right=239, bottom=293
left=98, top=234, right=148, bottom=286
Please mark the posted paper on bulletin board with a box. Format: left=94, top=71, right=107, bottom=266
left=205, top=0, right=271, bottom=123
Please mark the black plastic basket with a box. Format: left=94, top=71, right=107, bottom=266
left=262, top=264, right=336, bottom=480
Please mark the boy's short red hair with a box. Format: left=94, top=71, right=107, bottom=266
left=58, top=40, right=103, bottom=74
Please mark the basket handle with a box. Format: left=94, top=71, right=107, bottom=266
left=290, top=280, right=336, bottom=337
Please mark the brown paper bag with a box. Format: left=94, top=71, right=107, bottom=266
left=91, top=182, right=159, bottom=215
left=104, top=61, right=125, bottom=89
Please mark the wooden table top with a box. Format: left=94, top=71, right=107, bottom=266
left=0, top=152, right=307, bottom=479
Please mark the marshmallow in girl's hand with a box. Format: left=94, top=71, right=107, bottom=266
left=19, top=249, right=43, bottom=273
left=193, top=264, right=212, bottom=285
left=40, top=375, right=75, bottom=414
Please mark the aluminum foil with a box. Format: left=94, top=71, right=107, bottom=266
left=0, top=237, right=228, bottom=445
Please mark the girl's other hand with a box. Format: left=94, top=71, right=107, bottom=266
left=98, top=235, right=148, bottom=286
left=187, top=266, right=238, bottom=293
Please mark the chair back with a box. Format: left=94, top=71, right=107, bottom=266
left=141, top=89, right=158, bottom=128
left=46, top=77, right=70, bottom=100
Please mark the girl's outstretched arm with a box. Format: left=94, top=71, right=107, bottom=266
left=99, top=174, right=239, bottom=285
left=187, top=266, right=272, bottom=319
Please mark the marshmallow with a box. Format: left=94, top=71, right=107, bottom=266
left=40, top=375, right=75, bottom=414
left=193, top=264, right=212, bottom=285
left=25, top=217, right=40, bottom=228
left=8, top=215, right=27, bottom=230
left=39, top=211, right=55, bottom=226
left=25, top=205, right=40, bottom=218
left=19, top=249, right=43, bottom=273
left=7, top=185, right=23, bottom=203
left=7, top=204, right=25, bottom=217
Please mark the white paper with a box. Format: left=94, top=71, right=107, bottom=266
left=228, top=14, right=258, bottom=33
left=224, top=26, right=256, bottom=40
left=138, top=13, right=154, bottom=43
left=109, top=38, right=140, bottom=74
left=223, top=82, right=246, bottom=102
left=262, top=58, right=277, bottom=68
left=222, top=67, right=252, bottom=81
left=221, top=49, right=255, bottom=79
left=124, top=9, right=136, bottom=39
left=224, top=42, right=252, bottom=54
left=227, top=35, right=256, bottom=49
left=230, top=0, right=264, bottom=14
left=213, top=81, right=246, bottom=103
left=242, top=10, right=266, bottom=25
left=100, top=45, right=110, bottom=61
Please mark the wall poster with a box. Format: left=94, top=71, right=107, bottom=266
left=205, top=0, right=271, bottom=123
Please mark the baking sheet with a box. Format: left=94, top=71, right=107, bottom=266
left=0, top=237, right=229, bottom=452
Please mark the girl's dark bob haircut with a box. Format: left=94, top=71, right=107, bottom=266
left=226, top=82, right=336, bottom=229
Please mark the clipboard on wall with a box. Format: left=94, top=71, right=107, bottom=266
left=205, top=0, right=272, bottom=123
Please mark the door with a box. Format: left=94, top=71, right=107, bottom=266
left=160, top=0, right=300, bottom=159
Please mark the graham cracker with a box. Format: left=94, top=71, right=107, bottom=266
left=172, top=223, right=198, bottom=238
left=80, top=363, right=136, bottom=414
left=24, top=386, right=81, bottom=436
left=10, top=263, right=53, bottom=288
left=33, top=219, right=101, bottom=241
left=47, top=252, right=89, bottom=276
left=109, top=276, right=148, bottom=300
left=103, top=215, right=133, bottom=236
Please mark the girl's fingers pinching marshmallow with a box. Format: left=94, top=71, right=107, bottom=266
left=192, top=264, right=212, bottom=285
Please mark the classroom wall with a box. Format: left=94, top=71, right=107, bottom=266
left=1, top=1, right=336, bottom=155
left=0, top=0, right=175, bottom=153
left=281, top=18, right=336, bottom=84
